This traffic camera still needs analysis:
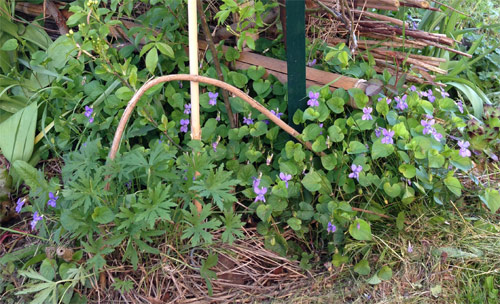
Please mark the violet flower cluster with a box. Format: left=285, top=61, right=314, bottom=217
left=420, top=116, right=442, bottom=141
left=252, top=177, right=267, bottom=203
left=84, top=106, right=94, bottom=123
left=394, top=95, right=408, bottom=111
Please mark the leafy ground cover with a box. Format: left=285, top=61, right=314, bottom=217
left=0, top=0, right=499, bottom=303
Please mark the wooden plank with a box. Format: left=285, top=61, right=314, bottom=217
left=198, top=40, right=367, bottom=92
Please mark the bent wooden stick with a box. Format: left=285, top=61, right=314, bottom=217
left=108, top=74, right=313, bottom=160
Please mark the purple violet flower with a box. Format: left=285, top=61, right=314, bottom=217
left=243, top=114, right=254, bottom=125
left=440, top=88, right=450, bottom=98
left=254, top=186, right=267, bottom=202
left=362, top=107, right=373, bottom=120
left=31, top=212, right=43, bottom=230
left=279, top=172, right=292, bottom=188
left=252, top=176, right=261, bottom=188
left=271, top=109, right=283, bottom=119
left=212, top=141, right=218, bottom=152
left=394, top=95, right=408, bottom=111
left=84, top=106, right=94, bottom=123
left=457, top=101, right=464, bottom=113
left=327, top=221, right=336, bottom=233
left=381, top=129, right=395, bottom=144
left=180, top=119, right=190, bottom=133
left=432, top=130, right=442, bottom=141
left=84, top=106, right=93, bottom=117
left=357, top=222, right=361, bottom=230
left=178, top=81, right=183, bottom=89
left=410, top=85, right=417, bottom=92
left=348, top=164, right=363, bottom=181
left=208, top=92, right=218, bottom=106
left=307, top=59, right=317, bottom=67
left=47, top=192, right=58, bottom=208
left=16, top=198, right=25, bottom=213
left=307, top=91, right=320, bottom=107
left=458, top=140, right=471, bottom=157
left=184, top=104, right=191, bottom=114
left=375, top=127, right=383, bottom=138
left=216, top=111, right=221, bottom=121
left=421, top=119, right=435, bottom=135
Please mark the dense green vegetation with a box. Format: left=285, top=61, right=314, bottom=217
left=0, top=0, right=498, bottom=303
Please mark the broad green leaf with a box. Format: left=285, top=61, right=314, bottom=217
left=479, top=188, right=500, bottom=213
left=349, top=219, right=372, bottom=241
left=354, top=259, right=371, bottom=275
left=146, top=48, right=158, bottom=74
left=326, top=97, right=345, bottom=113
left=156, top=42, right=174, bottom=58
left=40, top=259, right=56, bottom=281
left=252, top=79, right=271, bottom=96
left=378, top=266, right=393, bottom=280
left=347, top=141, right=368, bottom=154
left=229, top=71, right=248, bottom=88
left=398, top=164, right=416, bottom=178
left=0, top=39, right=18, bottom=51
left=444, top=175, right=462, bottom=197
left=321, top=154, right=337, bottom=170
left=302, top=171, right=322, bottom=192
left=383, top=182, right=401, bottom=198
left=225, top=47, right=240, bottom=61
left=0, top=102, right=37, bottom=163
left=92, top=206, right=115, bottom=224
left=247, top=66, right=266, bottom=80
left=327, top=125, right=344, bottom=142
left=371, top=140, right=394, bottom=159
left=256, top=204, right=272, bottom=222
left=287, top=218, right=302, bottom=231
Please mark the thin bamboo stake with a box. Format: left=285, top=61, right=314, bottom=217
left=188, top=0, right=201, bottom=140
left=108, top=74, right=314, bottom=161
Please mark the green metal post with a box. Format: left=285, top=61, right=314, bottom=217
left=285, top=0, right=306, bottom=131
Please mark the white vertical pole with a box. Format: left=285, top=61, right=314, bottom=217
left=188, top=0, right=201, bottom=140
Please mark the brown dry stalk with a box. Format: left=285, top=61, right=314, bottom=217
left=43, top=0, right=69, bottom=35
left=108, top=74, right=313, bottom=160
left=197, top=0, right=236, bottom=128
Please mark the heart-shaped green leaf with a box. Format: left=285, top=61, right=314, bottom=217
left=349, top=219, right=372, bottom=241
left=256, top=204, right=272, bottom=222
left=383, top=182, right=401, bottom=198
left=347, top=141, right=368, bottom=154
left=327, top=125, right=344, bottom=142
left=398, top=164, right=416, bottom=178
left=354, top=259, right=371, bottom=275
left=252, top=79, right=271, bottom=96
left=247, top=66, right=266, bottom=80
left=479, top=188, right=500, bottom=213
left=371, top=140, right=394, bottom=159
